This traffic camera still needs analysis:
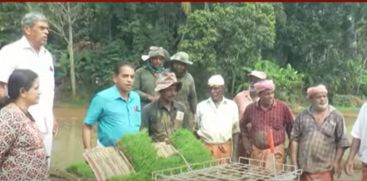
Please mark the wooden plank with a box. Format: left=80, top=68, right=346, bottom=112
left=154, top=142, right=178, bottom=158
left=83, top=147, right=135, bottom=180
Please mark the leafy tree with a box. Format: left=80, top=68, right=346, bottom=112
left=179, top=3, right=276, bottom=97
left=277, top=3, right=362, bottom=96
left=0, top=3, right=27, bottom=47
left=253, top=60, right=304, bottom=103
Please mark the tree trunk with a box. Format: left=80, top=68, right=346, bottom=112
left=67, top=3, right=77, bottom=96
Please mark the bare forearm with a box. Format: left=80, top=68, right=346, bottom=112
left=232, top=133, right=239, bottom=160
left=290, top=141, right=298, bottom=167
left=82, top=125, right=92, bottom=149
left=0, top=82, right=7, bottom=97
left=347, top=138, right=361, bottom=161
left=334, top=147, right=345, bottom=163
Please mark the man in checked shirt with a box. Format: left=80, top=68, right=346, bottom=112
left=290, top=84, right=349, bottom=181
left=240, top=79, right=293, bottom=169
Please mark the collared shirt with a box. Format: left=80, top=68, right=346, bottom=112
left=141, top=100, right=189, bottom=142
left=351, top=103, right=367, bottom=164
left=0, top=36, right=54, bottom=155
left=175, top=72, right=197, bottom=114
left=0, top=103, right=48, bottom=180
left=133, top=66, right=159, bottom=105
left=291, top=106, right=350, bottom=173
left=195, top=97, right=240, bottom=144
left=84, top=85, right=141, bottom=146
left=234, top=90, right=256, bottom=121
left=241, top=100, right=293, bottom=148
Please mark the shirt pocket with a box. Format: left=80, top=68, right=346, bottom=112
left=321, top=121, right=336, bottom=137
left=149, top=114, right=164, bottom=133
left=272, top=119, right=283, bottom=131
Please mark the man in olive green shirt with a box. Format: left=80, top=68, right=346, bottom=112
left=141, top=72, right=190, bottom=142
left=133, top=46, right=169, bottom=107
left=168, top=51, right=197, bottom=130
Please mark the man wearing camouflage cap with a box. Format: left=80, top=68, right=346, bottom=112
left=133, top=46, right=169, bottom=107
left=141, top=72, right=190, bottom=142
left=168, top=51, right=197, bottom=131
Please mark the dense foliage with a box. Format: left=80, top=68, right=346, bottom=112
left=1, top=2, right=366, bottom=102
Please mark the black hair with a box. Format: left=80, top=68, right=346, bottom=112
left=7, top=69, right=38, bottom=101
left=113, top=62, right=135, bottom=75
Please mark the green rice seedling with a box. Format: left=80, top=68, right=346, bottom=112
left=109, top=171, right=148, bottom=180
left=116, top=130, right=159, bottom=178
left=170, top=129, right=213, bottom=164
left=65, top=160, right=95, bottom=179
left=75, top=129, right=214, bottom=180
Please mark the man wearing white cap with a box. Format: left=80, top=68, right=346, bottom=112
left=234, top=70, right=266, bottom=158
left=195, top=74, right=239, bottom=163
left=234, top=70, right=266, bottom=121
left=290, top=84, right=349, bottom=180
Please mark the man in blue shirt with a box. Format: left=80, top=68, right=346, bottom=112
left=82, top=63, right=141, bottom=148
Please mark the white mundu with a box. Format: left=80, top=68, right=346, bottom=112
left=0, top=36, right=55, bottom=157
left=351, top=103, right=367, bottom=164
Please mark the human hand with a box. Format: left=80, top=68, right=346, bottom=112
left=242, top=139, right=252, bottom=156
left=83, top=148, right=92, bottom=165
left=148, top=95, right=159, bottom=102
left=344, top=159, right=354, bottom=176
left=329, top=161, right=342, bottom=178
left=53, top=119, right=59, bottom=136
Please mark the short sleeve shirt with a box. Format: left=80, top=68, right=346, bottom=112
left=351, top=103, right=367, bottom=164
left=0, top=36, right=55, bottom=137
left=291, top=106, right=350, bottom=173
left=195, top=97, right=240, bottom=144
left=141, top=100, right=189, bottom=142
left=83, top=86, right=141, bottom=146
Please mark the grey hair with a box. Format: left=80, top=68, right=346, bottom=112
left=21, top=12, right=48, bottom=28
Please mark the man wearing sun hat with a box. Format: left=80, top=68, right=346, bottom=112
left=195, top=74, right=240, bottom=163
left=168, top=51, right=197, bottom=131
left=290, top=84, right=349, bottom=180
left=240, top=79, right=293, bottom=169
left=141, top=72, right=190, bottom=142
left=133, top=46, right=169, bottom=107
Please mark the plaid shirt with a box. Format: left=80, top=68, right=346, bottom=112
left=141, top=100, right=190, bottom=142
left=241, top=100, right=294, bottom=148
left=291, top=106, right=350, bottom=173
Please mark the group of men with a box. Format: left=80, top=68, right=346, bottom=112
left=79, top=42, right=354, bottom=181
left=2, top=12, right=367, bottom=181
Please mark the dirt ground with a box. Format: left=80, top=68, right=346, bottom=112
left=49, top=106, right=364, bottom=180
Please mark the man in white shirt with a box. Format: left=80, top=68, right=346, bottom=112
left=345, top=103, right=367, bottom=180
left=0, top=12, right=56, bottom=165
left=195, top=74, right=239, bottom=163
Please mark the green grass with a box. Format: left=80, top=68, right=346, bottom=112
left=334, top=105, right=360, bottom=113
left=65, top=161, right=95, bottom=179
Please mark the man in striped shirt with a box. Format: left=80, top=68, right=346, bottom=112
left=240, top=79, right=293, bottom=169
